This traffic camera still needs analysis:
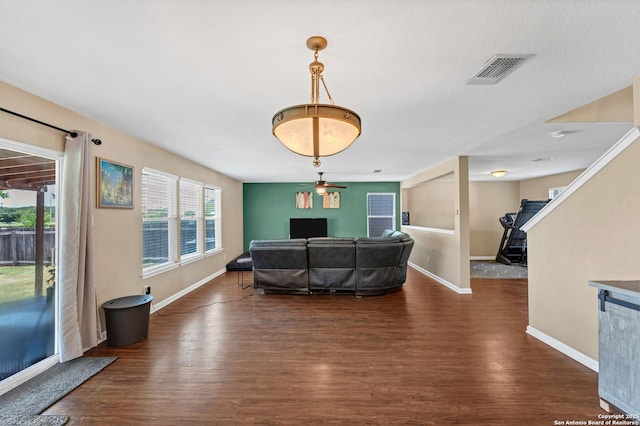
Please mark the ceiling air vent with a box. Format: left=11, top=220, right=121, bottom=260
left=466, top=54, right=534, bottom=85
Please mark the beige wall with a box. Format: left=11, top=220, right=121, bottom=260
left=402, top=156, right=470, bottom=290
left=519, top=170, right=584, bottom=201
left=406, top=173, right=455, bottom=229
left=526, top=135, right=640, bottom=360
left=0, top=82, right=244, bottom=327
left=468, top=181, right=519, bottom=257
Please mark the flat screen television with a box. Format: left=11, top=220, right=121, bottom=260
left=290, top=218, right=328, bottom=239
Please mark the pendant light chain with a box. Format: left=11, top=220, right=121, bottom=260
left=320, top=75, right=335, bottom=105
left=309, top=48, right=335, bottom=105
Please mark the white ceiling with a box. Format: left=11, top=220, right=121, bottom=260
left=1, top=1, right=639, bottom=184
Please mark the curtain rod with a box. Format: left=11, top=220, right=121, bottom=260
left=0, top=107, right=102, bottom=145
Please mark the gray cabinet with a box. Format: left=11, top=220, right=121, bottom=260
left=588, top=280, right=640, bottom=415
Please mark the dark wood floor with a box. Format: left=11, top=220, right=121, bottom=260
left=44, top=268, right=600, bottom=425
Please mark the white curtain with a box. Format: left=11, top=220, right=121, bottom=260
left=59, top=131, right=101, bottom=362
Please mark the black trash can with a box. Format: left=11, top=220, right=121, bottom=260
left=102, top=295, right=153, bottom=346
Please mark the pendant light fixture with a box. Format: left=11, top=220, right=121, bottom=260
left=272, top=36, right=361, bottom=167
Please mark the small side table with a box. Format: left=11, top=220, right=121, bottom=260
left=237, top=257, right=253, bottom=289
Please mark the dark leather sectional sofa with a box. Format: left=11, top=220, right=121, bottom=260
left=249, top=230, right=414, bottom=296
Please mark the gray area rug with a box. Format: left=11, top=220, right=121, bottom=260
left=470, top=260, right=527, bottom=279
left=0, top=356, right=116, bottom=415
left=0, top=415, right=69, bottom=425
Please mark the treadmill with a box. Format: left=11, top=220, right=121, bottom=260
left=496, top=199, right=549, bottom=265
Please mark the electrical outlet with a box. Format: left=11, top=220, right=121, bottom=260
left=144, top=286, right=151, bottom=295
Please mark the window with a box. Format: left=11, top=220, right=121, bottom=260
left=367, top=193, right=396, bottom=237
left=142, top=168, right=178, bottom=277
left=204, top=186, right=221, bottom=252
left=179, top=178, right=203, bottom=261
left=549, top=186, right=566, bottom=200
left=142, top=169, right=222, bottom=277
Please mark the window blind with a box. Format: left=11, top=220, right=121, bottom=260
left=142, top=169, right=177, bottom=270
left=204, top=186, right=218, bottom=252
left=367, top=193, right=396, bottom=237
left=180, top=179, right=202, bottom=257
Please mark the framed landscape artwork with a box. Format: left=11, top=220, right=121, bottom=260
left=97, top=158, right=134, bottom=208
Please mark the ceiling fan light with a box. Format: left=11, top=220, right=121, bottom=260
left=315, top=186, right=327, bottom=195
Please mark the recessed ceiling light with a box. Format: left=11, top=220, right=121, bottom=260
left=550, top=131, right=566, bottom=138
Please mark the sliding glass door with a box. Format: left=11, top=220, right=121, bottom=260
left=0, top=145, right=58, bottom=381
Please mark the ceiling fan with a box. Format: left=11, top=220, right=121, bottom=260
left=315, top=172, right=346, bottom=195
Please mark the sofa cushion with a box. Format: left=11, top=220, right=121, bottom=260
left=381, top=229, right=395, bottom=238
left=380, top=229, right=412, bottom=241
left=307, top=239, right=356, bottom=267
left=250, top=238, right=307, bottom=247
left=250, top=243, right=308, bottom=269
left=354, top=236, right=399, bottom=244
left=391, top=231, right=412, bottom=242
left=307, top=237, right=355, bottom=245
left=355, top=239, right=402, bottom=266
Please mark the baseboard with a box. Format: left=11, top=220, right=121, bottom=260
left=409, top=262, right=472, bottom=294
left=151, top=268, right=227, bottom=312
left=470, top=256, right=495, bottom=261
left=526, top=325, right=599, bottom=372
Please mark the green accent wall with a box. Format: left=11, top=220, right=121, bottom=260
left=243, top=182, right=401, bottom=250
